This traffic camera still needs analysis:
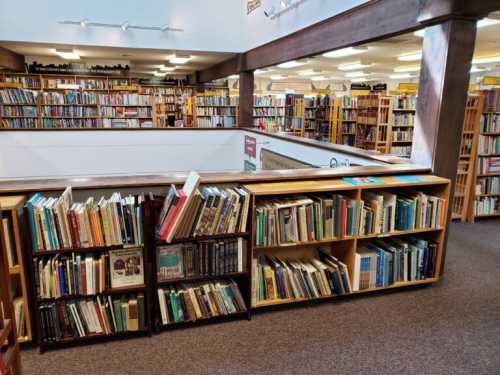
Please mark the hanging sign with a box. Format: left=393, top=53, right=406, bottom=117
left=244, top=135, right=257, bottom=158
left=372, top=83, right=387, bottom=92
left=244, top=160, right=257, bottom=172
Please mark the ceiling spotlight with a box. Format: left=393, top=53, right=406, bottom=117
left=350, top=77, right=377, bottom=83
left=55, top=48, right=80, bottom=60
left=323, top=46, right=368, bottom=58
left=121, top=21, right=129, bottom=31
left=80, top=19, right=89, bottom=28
left=264, top=6, right=276, bottom=17
left=394, top=65, right=421, bottom=73
left=337, top=61, right=373, bottom=71
left=170, top=54, right=192, bottom=64
left=159, top=64, right=176, bottom=72
left=398, top=51, right=422, bottom=61
left=277, top=60, right=307, bottom=68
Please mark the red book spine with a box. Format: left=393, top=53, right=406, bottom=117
left=81, top=261, right=87, bottom=296
left=340, top=199, right=347, bottom=239
left=69, top=211, right=81, bottom=249
left=92, top=301, right=106, bottom=334
left=160, top=191, right=187, bottom=240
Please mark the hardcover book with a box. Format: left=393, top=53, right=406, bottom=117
left=109, top=248, right=144, bottom=288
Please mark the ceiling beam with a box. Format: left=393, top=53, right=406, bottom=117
left=0, top=46, right=25, bottom=72
left=196, top=0, right=499, bottom=82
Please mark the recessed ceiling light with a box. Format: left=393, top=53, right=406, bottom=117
left=394, top=65, right=421, bottom=73
left=472, top=55, right=500, bottom=64
left=270, top=74, right=287, bottom=80
left=55, top=48, right=80, bottom=60
left=323, top=46, right=368, bottom=58
left=344, top=71, right=368, bottom=78
left=277, top=60, right=307, bottom=68
left=80, top=19, right=88, bottom=28
left=397, top=51, right=422, bottom=61
left=337, top=61, right=373, bottom=71
left=389, top=73, right=414, bottom=79
left=170, top=54, right=192, bottom=64
left=298, top=69, right=321, bottom=76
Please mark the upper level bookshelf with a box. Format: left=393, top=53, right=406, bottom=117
left=253, top=95, right=285, bottom=132
left=356, top=94, right=393, bottom=154
left=390, top=95, right=416, bottom=158
left=195, top=87, right=238, bottom=128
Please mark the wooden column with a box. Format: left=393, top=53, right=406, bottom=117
left=411, top=18, right=478, bottom=273
left=238, top=71, right=254, bottom=128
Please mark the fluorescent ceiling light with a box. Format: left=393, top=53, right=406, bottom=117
left=350, top=77, right=376, bottom=83
left=398, top=51, right=422, bottom=61
left=153, top=71, right=167, bottom=77
left=337, top=61, right=373, bottom=71
left=323, top=46, right=368, bottom=58
left=470, top=65, right=487, bottom=73
left=255, top=69, right=271, bottom=75
left=310, top=76, right=328, bottom=81
left=344, top=71, right=368, bottom=78
left=414, top=29, right=425, bottom=38
left=389, top=73, right=414, bottom=79
left=477, top=18, right=500, bottom=28
left=159, top=65, right=176, bottom=71
left=55, top=48, right=80, bottom=60
left=170, top=54, right=192, bottom=64
left=277, top=60, right=307, bottom=68
left=472, top=55, right=500, bottom=64
left=228, top=74, right=239, bottom=79
left=298, top=69, right=321, bottom=76
left=394, top=65, right=421, bottom=73
left=270, top=75, right=286, bottom=80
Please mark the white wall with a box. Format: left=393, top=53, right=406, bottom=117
left=0, top=0, right=243, bottom=52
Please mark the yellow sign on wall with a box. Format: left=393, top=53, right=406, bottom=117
left=351, top=89, right=370, bottom=96
left=483, top=76, right=500, bottom=85
left=398, top=83, right=418, bottom=92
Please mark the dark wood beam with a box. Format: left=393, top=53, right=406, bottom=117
left=411, top=18, right=478, bottom=274
left=197, top=0, right=499, bottom=80
left=0, top=47, right=25, bottom=72
left=238, top=71, right=254, bottom=128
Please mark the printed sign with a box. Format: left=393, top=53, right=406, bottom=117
left=398, top=83, right=418, bottom=92
left=483, top=76, right=500, bottom=85
left=244, top=160, right=257, bottom=172
left=244, top=135, right=257, bottom=158
left=247, top=0, right=261, bottom=14
left=27, top=62, right=129, bottom=76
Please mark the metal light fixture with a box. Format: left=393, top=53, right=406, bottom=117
left=121, top=21, right=129, bottom=31
left=265, top=0, right=308, bottom=20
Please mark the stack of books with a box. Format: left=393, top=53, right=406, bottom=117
left=253, top=250, right=351, bottom=304
left=26, top=187, right=144, bottom=251
left=38, top=293, right=146, bottom=342
left=157, top=238, right=246, bottom=281
left=254, top=194, right=359, bottom=247
left=157, top=280, right=246, bottom=325
left=353, top=237, right=438, bottom=291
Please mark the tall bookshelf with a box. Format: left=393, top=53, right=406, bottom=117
left=195, top=87, right=238, bottom=128
left=314, top=94, right=335, bottom=142
left=453, top=95, right=483, bottom=221
left=0, top=196, right=32, bottom=344
left=253, top=95, right=284, bottom=132
left=356, top=94, right=393, bottom=153
left=338, top=95, right=358, bottom=146
left=284, top=94, right=305, bottom=136
left=245, top=175, right=450, bottom=309
left=0, top=209, right=22, bottom=374
left=303, top=96, right=317, bottom=138
left=390, top=94, right=416, bottom=158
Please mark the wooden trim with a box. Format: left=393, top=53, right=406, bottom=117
left=238, top=71, right=254, bottom=128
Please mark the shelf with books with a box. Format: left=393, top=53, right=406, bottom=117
left=356, top=94, right=393, bottom=154
left=37, top=284, right=147, bottom=302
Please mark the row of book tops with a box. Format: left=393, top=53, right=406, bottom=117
left=34, top=247, right=144, bottom=300
left=157, top=239, right=245, bottom=282
left=480, top=113, right=500, bottom=133
left=341, top=96, right=357, bottom=108
left=1, top=118, right=156, bottom=129
left=253, top=107, right=284, bottom=117
left=473, top=197, right=500, bottom=215
left=475, top=176, right=500, bottom=195
left=478, top=135, right=500, bottom=155
left=477, top=157, right=500, bottom=174
left=99, top=107, right=152, bottom=118
left=392, top=129, right=414, bottom=142
left=195, top=96, right=238, bottom=107
left=253, top=117, right=284, bottom=130
left=156, top=175, right=250, bottom=242
left=196, top=107, right=236, bottom=116
left=254, top=191, right=445, bottom=247
left=393, top=96, right=416, bottom=110
left=392, top=112, right=415, bottom=126
left=342, top=123, right=356, bottom=133
left=252, top=237, right=438, bottom=305
left=253, top=96, right=285, bottom=107
left=157, top=280, right=246, bottom=325
left=39, top=293, right=146, bottom=343
left=482, top=89, right=500, bottom=112
left=196, top=116, right=237, bottom=128
left=342, top=111, right=357, bottom=121
left=390, top=146, right=412, bottom=158
left=26, top=188, right=145, bottom=252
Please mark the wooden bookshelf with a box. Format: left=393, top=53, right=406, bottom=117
left=356, top=94, right=393, bottom=153
left=194, top=88, right=238, bottom=128
left=0, top=211, right=22, bottom=374
left=244, top=174, right=450, bottom=309
left=284, top=94, right=305, bottom=136
left=389, top=95, right=416, bottom=158
left=253, top=95, right=285, bottom=132
left=337, top=96, right=358, bottom=146
left=0, top=196, right=32, bottom=344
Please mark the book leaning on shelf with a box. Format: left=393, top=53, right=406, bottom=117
left=353, top=237, right=438, bottom=291
left=38, top=293, right=146, bottom=342
left=34, top=247, right=144, bottom=299
left=157, top=279, right=246, bottom=325
left=157, top=238, right=246, bottom=281
left=157, top=171, right=251, bottom=242
left=26, top=187, right=145, bottom=251
left=252, top=249, right=352, bottom=305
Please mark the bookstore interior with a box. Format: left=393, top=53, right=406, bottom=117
left=0, top=1, right=499, bottom=374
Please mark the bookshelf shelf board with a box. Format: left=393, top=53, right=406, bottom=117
left=100, top=105, right=152, bottom=107
left=17, top=336, right=29, bottom=344
left=357, top=227, right=443, bottom=240
left=477, top=173, right=500, bottom=177
left=391, top=140, right=413, bottom=144
left=8, top=265, right=20, bottom=274
left=351, top=278, right=438, bottom=294
left=160, top=311, right=247, bottom=330
left=476, top=192, right=500, bottom=197
left=0, top=103, right=37, bottom=106
left=37, top=285, right=147, bottom=302
left=0, top=319, right=13, bottom=343
left=342, top=120, right=357, bottom=122
left=40, top=329, right=149, bottom=350
left=31, top=244, right=141, bottom=257
left=157, top=272, right=248, bottom=286
left=157, top=232, right=249, bottom=245
left=475, top=212, right=500, bottom=218
left=392, top=125, right=414, bottom=128
left=392, top=108, right=416, bottom=112
left=481, top=132, right=500, bottom=136
left=478, top=153, right=500, bottom=157
left=255, top=236, right=355, bottom=251
left=42, top=104, right=98, bottom=106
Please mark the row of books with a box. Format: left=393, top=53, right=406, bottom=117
left=41, top=118, right=100, bottom=129
left=157, top=280, right=246, bottom=325
left=342, top=110, right=357, bottom=121
left=1, top=118, right=37, bottom=128
left=42, top=107, right=98, bottom=117
left=99, top=107, right=152, bottom=118
left=27, top=188, right=145, bottom=251
left=254, top=194, right=359, bottom=247
left=3, top=76, right=41, bottom=89
left=341, top=135, right=355, bottom=146
left=354, top=237, right=437, bottom=290
left=393, top=96, right=416, bottom=110
left=392, top=112, right=415, bottom=126
left=341, top=95, right=357, bottom=108
left=254, top=96, right=285, bottom=107
left=97, top=93, right=151, bottom=106
left=195, top=96, right=237, bottom=107
left=341, top=123, right=356, bottom=134
left=13, top=297, right=26, bottom=338
left=39, top=293, right=146, bottom=342
left=392, top=129, right=413, bottom=142
left=1, top=106, right=37, bottom=117
left=304, top=108, right=316, bottom=119
left=34, top=248, right=144, bottom=299
left=157, top=176, right=250, bottom=242
left=102, top=118, right=152, bottom=128
left=357, top=95, right=379, bottom=108
left=196, top=107, right=236, bottom=116
left=0, top=89, right=38, bottom=104
left=284, top=118, right=302, bottom=131
left=42, top=92, right=98, bottom=105
left=474, top=197, right=500, bottom=216
left=477, top=157, right=500, bottom=174
left=157, top=238, right=245, bottom=281
left=475, top=176, right=500, bottom=195
left=253, top=250, right=352, bottom=304
left=253, top=107, right=284, bottom=117
left=391, top=145, right=412, bottom=158
left=478, top=135, right=500, bottom=155
left=254, top=117, right=283, bottom=130
left=357, top=110, right=378, bottom=125
left=480, top=113, right=500, bottom=133
left=482, top=89, right=500, bottom=112
left=197, top=116, right=236, bottom=128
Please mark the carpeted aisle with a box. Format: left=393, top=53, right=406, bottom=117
left=20, top=220, right=500, bottom=375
